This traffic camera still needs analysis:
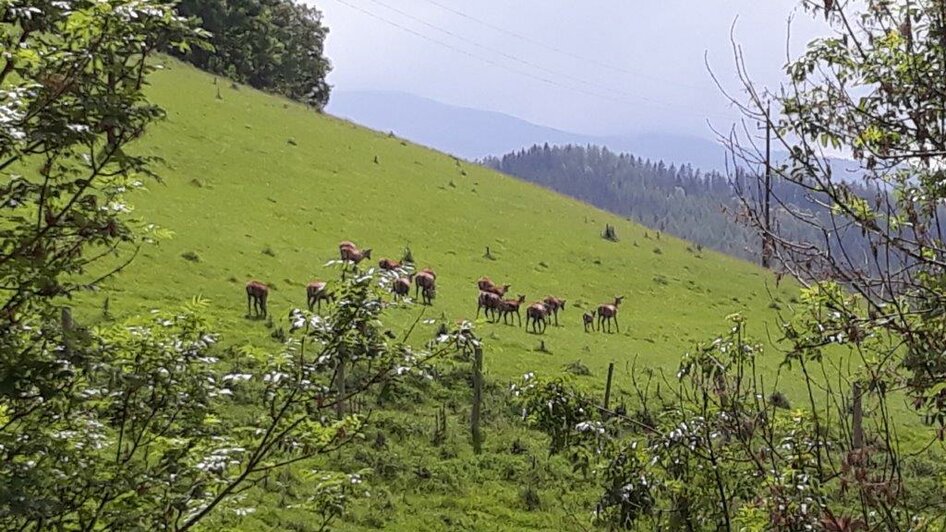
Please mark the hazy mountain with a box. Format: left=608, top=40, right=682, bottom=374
left=326, top=90, right=730, bottom=170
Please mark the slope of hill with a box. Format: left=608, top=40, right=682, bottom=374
left=327, top=90, right=729, bottom=169
left=90, top=60, right=795, bottom=384
left=79, top=59, right=812, bottom=529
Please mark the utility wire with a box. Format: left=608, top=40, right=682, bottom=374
left=330, top=0, right=734, bottom=121
left=362, top=0, right=676, bottom=107
left=330, top=0, right=632, bottom=106
left=418, top=0, right=708, bottom=92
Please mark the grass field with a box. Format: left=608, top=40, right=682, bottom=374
left=74, top=59, right=933, bottom=529
left=84, top=59, right=798, bottom=385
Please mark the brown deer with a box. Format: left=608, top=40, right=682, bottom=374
left=306, top=281, right=333, bottom=311
left=476, top=276, right=495, bottom=291
left=414, top=268, right=436, bottom=304
left=485, top=283, right=511, bottom=297
left=476, top=291, right=502, bottom=321
left=477, top=276, right=511, bottom=297
left=597, top=296, right=625, bottom=333
left=378, top=258, right=401, bottom=271
left=245, top=280, right=269, bottom=318
left=525, top=302, right=548, bottom=334
left=582, top=310, right=596, bottom=332
left=392, top=273, right=414, bottom=300
left=543, top=296, right=566, bottom=326
left=421, top=285, right=436, bottom=306
left=498, top=294, right=527, bottom=326
left=338, top=241, right=372, bottom=269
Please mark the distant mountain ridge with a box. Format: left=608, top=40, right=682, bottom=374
left=326, top=90, right=730, bottom=170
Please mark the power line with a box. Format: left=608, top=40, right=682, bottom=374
left=361, top=0, right=676, bottom=107
left=329, top=0, right=645, bottom=106
left=417, top=0, right=708, bottom=92
left=329, top=0, right=734, bottom=121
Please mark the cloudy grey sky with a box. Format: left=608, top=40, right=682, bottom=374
left=311, top=0, right=828, bottom=140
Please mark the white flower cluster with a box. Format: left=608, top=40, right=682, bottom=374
left=196, top=447, right=246, bottom=474
left=0, top=87, right=31, bottom=142
left=575, top=421, right=606, bottom=435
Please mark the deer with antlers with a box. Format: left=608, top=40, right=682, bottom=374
left=597, top=296, right=625, bottom=333
left=245, top=280, right=269, bottom=318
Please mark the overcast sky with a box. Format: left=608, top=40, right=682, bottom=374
left=311, top=0, right=828, bottom=140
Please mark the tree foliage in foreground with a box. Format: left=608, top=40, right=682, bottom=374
left=173, top=0, right=332, bottom=108
left=728, top=0, right=946, bottom=427
left=517, top=315, right=946, bottom=529
left=514, top=0, right=946, bottom=528
left=0, top=2, right=455, bottom=528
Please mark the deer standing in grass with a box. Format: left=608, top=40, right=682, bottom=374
left=477, top=276, right=511, bottom=297
left=543, top=296, right=566, bottom=326
left=414, top=268, right=436, bottom=304
left=378, top=258, right=401, bottom=271
left=245, top=280, right=269, bottom=318
left=597, top=296, right=625, bottom=333
left=338, top=241, right=372, bottom=269
left=498, top=294, right=526, bottom=326
left=421, top=286, right=436, bottom=306
left=582, top=310, right=596, bottom=332
left=392, top=273, right=414, bottom=300
left=476, top=291, right=502, bottom=321
left=306, top=281, right=333, bottom=311
left=525, top=302, right=549, bottom=334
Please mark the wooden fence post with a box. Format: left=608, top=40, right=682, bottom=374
left=603, top=362, right=615, bottom=413
left=471, top=346, right=483, bottom=454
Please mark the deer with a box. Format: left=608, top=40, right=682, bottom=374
left=421, top=285, right=436, bottom=306
left=543, top=296, right=567, bottom=326
left=476, top=291, right=502, bottom=321
left=476, top=276, right=495, bottom=291
left=306, top=281, right=333, bottom=311
left=378, top=258, right=401, bottom=271
left=338, top=241, right=372, bottom=269
left=245, top=280, right=269, bottom=318
left=414, top=268, right=436, bottom=304
left=477, top=276, right=511, bottom=297
left=498, top=294, right=527, bottom=326
left=597, top=296, right=625, bottom=333
left=525, top=302, right=548, bottom=334
left=392, top=273, right=414, bottom=300
left=583, top=310, right=596, bottom=332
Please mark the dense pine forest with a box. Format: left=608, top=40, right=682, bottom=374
left=484, top=144, right=760, bottom=258
left=485, top=143, right=874, bottom=268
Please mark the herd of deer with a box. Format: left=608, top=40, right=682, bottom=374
left=245, top=241, right=626, bottom=334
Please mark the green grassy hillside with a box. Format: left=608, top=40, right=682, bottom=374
left=87, top=59, right=795, bottom=385
left=76, top=59, right=842, bottom=529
